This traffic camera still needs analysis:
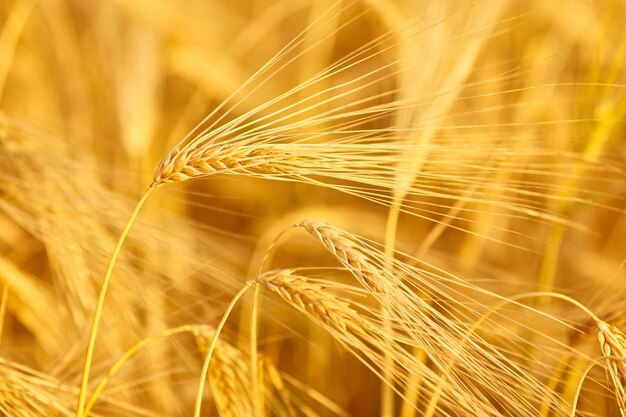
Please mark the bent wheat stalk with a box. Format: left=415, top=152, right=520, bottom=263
left=84, top=324, right=199, bottom=416
left=76, top=187, right=153, bottom=417
left=194, top=282, right=253, bottom=417
left=570, top=355, right=626, bottom=417
left=194, top=326, right=255, bottom=417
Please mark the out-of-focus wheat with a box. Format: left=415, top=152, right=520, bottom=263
left=1, top=0, right=626, bottom=416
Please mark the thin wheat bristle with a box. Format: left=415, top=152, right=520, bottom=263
left=597, top=320, right=626, bottom=416
left=255, top=269, right=508, bottom=417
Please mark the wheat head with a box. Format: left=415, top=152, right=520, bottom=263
left=152, top=143, right=298, bottom=187
left=597, top=320, right=626, bottom=417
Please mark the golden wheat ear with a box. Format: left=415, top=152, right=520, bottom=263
left=0, top=356, right=99, bottom=417
left=255, top=269, right=511, bottom=417
left=597, top=320, right=626, bottom=417
left=152, top=143, right=298, bottom=186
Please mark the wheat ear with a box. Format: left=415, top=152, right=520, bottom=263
left=194, top=326, right=254, bottom=417
left=597, top=320, right=626, bottom=417
left=255, top=269, right=499, bottom=417
left=152, top=144, right=297, bottom=187
left=294, top=220, right=595, bottom=417
left=296, top=220, right=395, bottom=294
left=256, top=269, right=362, bottom=334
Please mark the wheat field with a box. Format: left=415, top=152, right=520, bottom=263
left=1, top=0, right=626, bottom=416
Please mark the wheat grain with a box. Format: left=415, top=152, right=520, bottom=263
left=296, top=220, right=395, bottom=294
left=257, top=269, right=360, bottom=333
left=152, top=144, right=299, bottom=187
left=597, top=320, right=626, bottom=417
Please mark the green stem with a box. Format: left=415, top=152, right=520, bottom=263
left=76, top=187, right=152, bottom=417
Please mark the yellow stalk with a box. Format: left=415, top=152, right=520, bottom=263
left=0, top=284, right=8, bottom=344
left=76, top=187, right=153, bottom=417
left=568, top=356, right=626, bottom=417
left=251, top=283, right=264, bottom=417
left=538, top=352, right=571, bottom=417
left=563, top=355, right=594, bottom=417
left=381, top=197, right=401, bottom=417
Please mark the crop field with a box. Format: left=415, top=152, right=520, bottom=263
left=0, top=0, right=626, bottom=416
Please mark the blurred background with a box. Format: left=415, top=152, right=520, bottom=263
left=1, top=0, right=626, bottom=416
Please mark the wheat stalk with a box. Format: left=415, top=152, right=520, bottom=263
left=194, top=326, right=254, bottom=417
